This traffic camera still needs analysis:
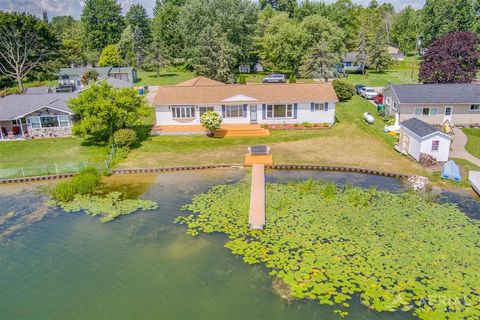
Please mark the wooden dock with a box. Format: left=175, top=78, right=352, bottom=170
left=249, top=164, right=266, bottom=229
left=469, top=171, right=480, bottom=195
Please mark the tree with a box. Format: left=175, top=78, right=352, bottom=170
left=355, top=27, right=369, bottom=74
left=191, top=24, right=236, bottom=83
left=60, top=20, right=88, bottom=65
left=300, top=40, right=339, bottom=81
left=81, top=0, right=124, bottom=51
left=200, top=111, right=223, bottom=136
left=259, top=0, right=298, bottom=16
left=368, top=27, right=390, bottom=72
left=125, top=4, right=151, bottom=43
left=68, top=82, right=149, bottom=144
left=391, top=6, right=418, bottom=54
left=0, top=12, right=58, bottom=92
left=80, top=70, right=99, bottom=85
left=98, top=45, right=119, bottom=67
left=152, top=1, right=184, bottom=59
left=132, top=27, right=146, bottom=67
left=419, top=32, right=479, bottom=84
left=117, top=26, right=136, bottom=66
left=332, top=79, right=355, bottom=101
left=300, top=15, right=346, bottom=55
left=143, top=37, right=170, bottom=77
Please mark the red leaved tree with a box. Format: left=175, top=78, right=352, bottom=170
left=419, top=32, right=479, bottom=84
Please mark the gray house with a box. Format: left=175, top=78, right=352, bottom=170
left=382, top=84, right=480, bottom=126
left=58, top=66, right=137, bottom=90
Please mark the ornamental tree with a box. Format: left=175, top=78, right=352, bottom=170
left=419, top=32, right=479, bottom=84
left=200, top=111, right=223, bottom=136
left=98, top=45, right=119, bottom=67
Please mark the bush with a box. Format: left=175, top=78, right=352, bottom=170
left=51, top=167, right=101, bottom=202
left=239, top=74, right=247, bottom=84
left=289, top=74, right=297, bottom=83
left=302, top=122, right=312, bottom=128
left=332, top=80, right=355, bottom=101
left=200, top=111, right=223, bottom=135
left=114, top=129, right=137, bottom=149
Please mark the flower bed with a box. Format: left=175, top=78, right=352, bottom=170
left=263, top=123, right=332, bottom=130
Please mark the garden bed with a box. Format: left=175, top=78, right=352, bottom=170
left=264, top=123, right=332, bottom=130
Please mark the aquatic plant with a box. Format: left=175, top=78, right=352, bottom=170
left=50, top=167, right=101, bottom=202
left=176, top=180, right=480, bottom=319
left=60, top=192, right=158, bottom=222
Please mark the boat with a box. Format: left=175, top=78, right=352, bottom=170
left=469, top=171, right=480, bottom=195
left=441, top=160, right=461, bottom=181
left=363, top=112, right=375, bottom=124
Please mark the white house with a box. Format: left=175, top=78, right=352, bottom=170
left=397, top=118, right=452, bottom=162
left=153, top=77, right=338, bottom=129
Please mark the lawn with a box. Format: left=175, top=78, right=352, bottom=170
left=462, top=128, right=480, bottom=159
left=135, top=68, right=195, bottom=86
left=0, top=138, right=109, bottom=178
left=119, top=96, right=426, bottom=176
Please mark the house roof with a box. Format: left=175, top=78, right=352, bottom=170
left=400, top=118, right=452, bottom=140
left=25, top=86, right=53, bottom=95
left=341, top=52, right=358, bottom=62
left=59, top=67, right=112, bottom=79
left=389, top=84, right=480, bottom=104
left=109, top=67, right=136, bottom=74
left=0, top=93, right=75, bottom=120
left=154, top=78, right=339, bottom=105
left=104, top=77, right=134, bottom=88
left=176, top=76, right=225, bottom=87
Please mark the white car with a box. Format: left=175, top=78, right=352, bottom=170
left=361, top=87, right=378, bottom=100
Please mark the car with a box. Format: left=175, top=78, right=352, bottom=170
left=354, top=84, right=366, bottom=95
left=361, top=87, right=377, bottom=100
left=374, top=94, right=384, bottom=104
left=262, top=73, right=287, bottom=83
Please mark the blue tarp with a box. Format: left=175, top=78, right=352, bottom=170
left=441, top=160, right=461, bottom=181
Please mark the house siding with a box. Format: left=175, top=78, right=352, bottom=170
left=155, top=102, right=336, bottom=126
left=400, top=127, right=451, bottom=162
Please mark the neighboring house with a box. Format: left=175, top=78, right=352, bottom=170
left=0, top=93, right=75, bottom=140
left=338, top=52, right=364, bottom=73
left=387, top=46, right=405, bottom=61
left=254, top=63, right=264, bottom=72
left=382, top=84, right=480, bottom=126
left=239, top=65, right=251, bottom=73
left=153, top=76, right=338, bottom=127
left=397, top=118, right=452, bottom=162
left=58, top=66, right=137, bottom=90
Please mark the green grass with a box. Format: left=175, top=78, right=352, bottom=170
left=462, top=128, right=480, bottom=159
left=135, top=68, right=195, bottom=86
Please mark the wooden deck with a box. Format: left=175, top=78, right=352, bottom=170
left=153, top=124, right=270, bottom=137
left=469, top=171, right=480, bottom=195
left=249, top=164, right=266, bottom=229
left=244, top=154, right=273, bottom=166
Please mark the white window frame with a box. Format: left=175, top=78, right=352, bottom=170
left=385, top=97, right=392, bottom=106
left=431, top=140, right=439, bottom=151
left=199, top=106, right=214, bottom=117
left=266, top=104, right=293, bottom=119
left=415, top=107, right=438, bottom=116
left=225, top=105, right=243, bottom=118
left=313, top=103, right=325, bottom=111
left=171, top=106, right=196, bottom=119
left=470, top=104, right=480, bottom=111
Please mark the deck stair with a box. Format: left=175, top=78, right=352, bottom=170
left=214, top=124, right=270, bottom=138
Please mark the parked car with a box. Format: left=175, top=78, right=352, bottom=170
left=361, top=87, right=378, bottom=100
left=354, top=84, right=366, bottom=95
left=374, top=94, right=384, bottom=104
left=262, top=73, right=287, bottom=83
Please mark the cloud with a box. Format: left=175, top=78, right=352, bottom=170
left=0, top=0, right=425, bottom=19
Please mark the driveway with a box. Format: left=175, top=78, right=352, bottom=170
left=146, top=86, right=159, bottom=106
left=451, top=127, right=480, bottom=166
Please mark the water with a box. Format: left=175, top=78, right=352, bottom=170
left=0, top=169, right=478, bottom=320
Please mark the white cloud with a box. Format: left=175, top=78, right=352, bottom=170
left=0, top=0, right=425, bottom=19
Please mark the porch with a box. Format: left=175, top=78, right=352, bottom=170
left=0, top=114, right=73, bottom=141
left=152, top=124, right=270, bottom=137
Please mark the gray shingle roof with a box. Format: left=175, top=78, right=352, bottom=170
left=59, top=67, right=112, bottom=79
left=0, top=93, right=75, bottom=120
left=342, top=52, right=358, bottom=62
left=400, top=118, right=439, bottom=138
left=390, top=84, right=480, bottom=104
left=25, top=86, right=54, bottom=95
left=105, top=77, right=134, bottom=88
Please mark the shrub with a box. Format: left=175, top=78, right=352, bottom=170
left=239, top=74, right=247, bottom=84
left=114, top=129, right=137, bottom=149
left=200, top=111, right=223, bottom=136
left=332, top=80, right=355, bottom=101
left=302, top=122, right=312, bottom=128
left=51, top=167, right=101, bottom=202
left=289, top=74, right=297, bottom=83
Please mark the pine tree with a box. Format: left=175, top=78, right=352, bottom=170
left=132, top=26, right=146, bottom=67
left=355, top=27, right=369, bottom=74
left=300, top=40, right=339, bottom=81
left=192, top=24, right=236, bottom=83
left=368, top=27, right=391, bottom=72
left=143, top=38, right=169, bottom=78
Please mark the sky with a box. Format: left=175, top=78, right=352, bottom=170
left=0, top=0, right=426, bottom=18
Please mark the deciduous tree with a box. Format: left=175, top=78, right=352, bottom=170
left=391, top=6, right=418, bottom=54
left=98, top=45, right=119, bottom=67
left=300, top=40, right=339, bottom=81
left=368, top=27, right=391, bottom=72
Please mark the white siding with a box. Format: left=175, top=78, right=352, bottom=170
left=408, top=136, right=422, bottom=161
left=419, top=135, right=450, bottom=162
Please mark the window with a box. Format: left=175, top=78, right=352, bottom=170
left=312, top=103, right=325, bottom=111
left=393, top=102, right=398, bottom=111
left=385, top=97, right=392, bottom=106
left=225, top=105, right=243, bottom=118
left=431, top=140, right=439, bottom=151
left=199, top=106, right=214, bottom=117
left=470, top=104, right=480, bottom=111
left=29, top=116, right=41, bottom=129
left=40, top=116, right=59, bottom=128
left=415, top=107, right=438, bottom=116
left=11, top=119, right=20, bottom=125
left=266, top=104, right=293, bottom=118
left=59, top=115, right=70, bottom=127
left=171, top=106, right=195, bottom=119
left=445, top=107, right=452, bottom=116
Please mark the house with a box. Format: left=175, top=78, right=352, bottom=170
left=397, top=118, right=452, bottom=162
left=253, top=63, right=264, bottom=72
left=0, top=93, right=75, bottom=140
left=382, top=84, right=480, bottom=126
left=152, top=76, right=338, bottom=129
left=387, top=46, right=405, bottom=61
left=239, top=65, right=251, bottom=73
left=337, top=52, right=364, bottom=73
left=58, top=66, right=137, bottom=90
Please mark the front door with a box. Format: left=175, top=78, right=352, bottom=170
left=444, top=107, right=453, bottom=124
left=250, top=106, right=257, bottom=123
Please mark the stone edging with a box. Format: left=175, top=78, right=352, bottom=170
left=0, top=164, right=410, bottom=184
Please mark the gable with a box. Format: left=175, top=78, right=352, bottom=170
left=222, top=94, right=257, bottom=102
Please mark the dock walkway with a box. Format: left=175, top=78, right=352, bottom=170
left=249, top=164, right=266, bottom=229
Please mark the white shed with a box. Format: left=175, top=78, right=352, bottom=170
left=397, top=118, right=452, bottom=162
